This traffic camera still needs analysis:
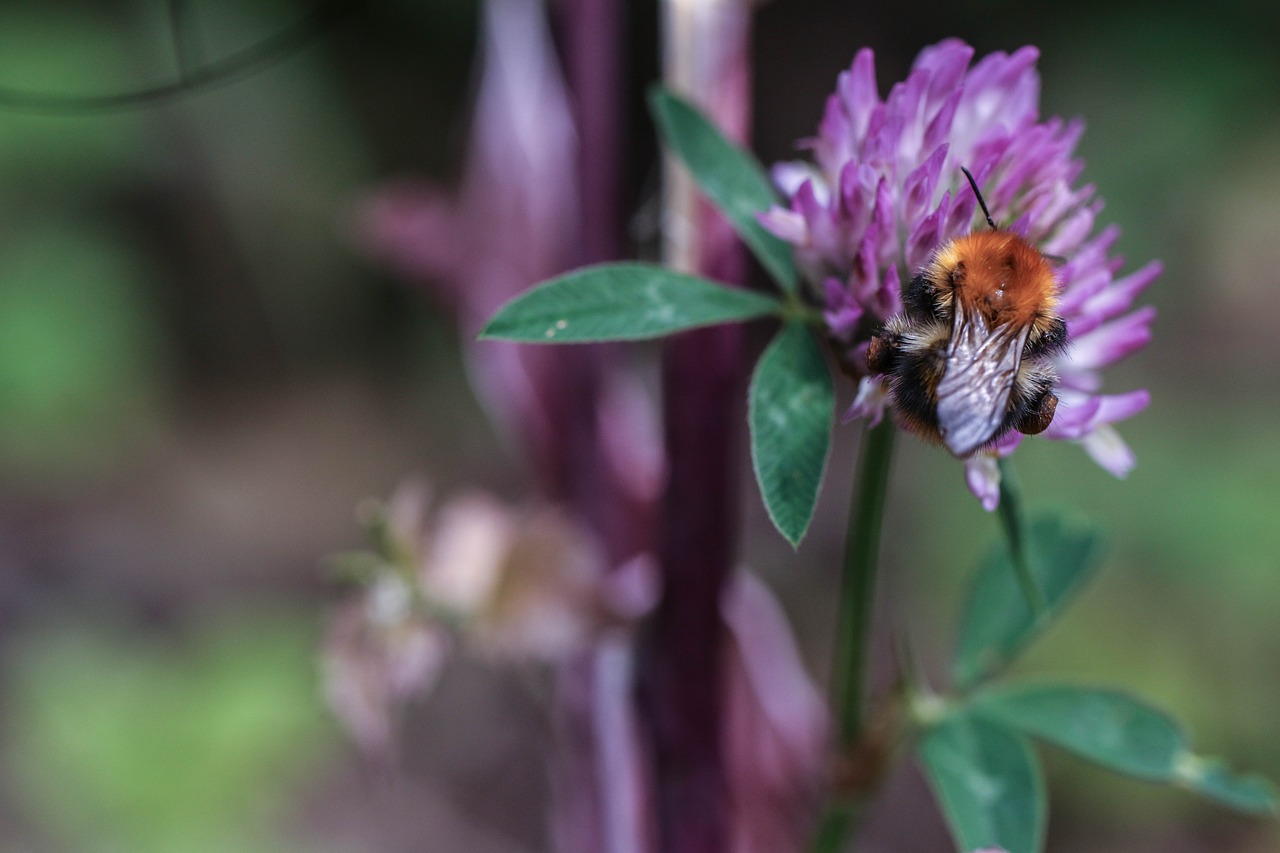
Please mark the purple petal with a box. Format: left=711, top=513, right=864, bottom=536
left=982, top=45, right=1040, bottom=93
left=952, top=46, right=1041, bottom=154
left=849, top=221, right=881, bottom=302
left=1044, top=389, right=1148, bottom=442
left=1056, top=224, right=1121, bottom=294
left=358, top=0, right=584, bottom=460
left=913, top=39, right=974, bottom=106
left=837, top=161, right=876, bottom=235
left=1055, top=364, right=1104, bottom=394
left=964, top=453, right=1001, bottom=511
left=794, top=176, right=829, bottom=216
left=866, top=85, right=907, bottom=166
left=906, top=203, right=944, bottom=271
left=922, top=89, right=962, bottom=154
left=839, top=48, right=879, bottom=143
left=965, top=134, right=1013, bottom=183
left=844, top=376, right=890, bottom=425
left=1043, top=394, right=1103, bottom=440
left=758, top=206, right=809, bottom=244
left=1065, top=306, right=1156, bottom=370
left=991, top=430, right=1024, bottom=456
left=1007, top=213, right=1033, bottom=239
left=988, top=123, right=1055, bottom=212
left=878, top=263, right=903, bottom=319
left=1043, top=203, right=1099, bottom=257
left=1054, top=358, right=1105, bottom=391
left=1094, top=389, right=1151, bottom=425
left=1081, top=425, right=1137, bottom=477
left=1027, top=182, right=1096, bottom=245
left=771, top=161, right=820, bottom=197
left=795, top=180, right=841, bottom=261
left=1047, top=391, right=1147, bottom=475
left=1057, top=264, right=1120, bottom=323
left=1078, top=260, right=1163, bottom=322
left=888, top=68, right=932, bottom=165
left=1068, top=263, right=1129, bottom=309
left=943, top=187, right=978, bottom=240
left=988, top=45, right=1042, bottom=115
left=903, top=144, right=949, bottom=224
left=822, top=277, right=864, bottom=339
left=871, top=177, right=897, bottom=266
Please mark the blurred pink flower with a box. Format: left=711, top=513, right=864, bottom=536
left=722, top=571, right=829, bottom=853
left=322, top=481, right=655, bottom=755
left=425, top=492, right=655, bottom=660
left=322, top=585, right=450, bottom=759
left=354, top=0, right=660, bottom=550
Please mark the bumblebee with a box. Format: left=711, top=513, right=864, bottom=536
left=866, top=168, right=1067, bottom=457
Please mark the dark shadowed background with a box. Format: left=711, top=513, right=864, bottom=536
left=0, top=1, right=1277, bottom=851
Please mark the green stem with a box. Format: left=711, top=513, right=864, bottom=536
left=779, top=295, right=826, bottom=329
left=834, top=419, right=896, bottom=744
left=996, top=457, right=1046, bottom=616
left=810, top=418, right=896, bottom=853
left=811, top=806, right=856, bottom=853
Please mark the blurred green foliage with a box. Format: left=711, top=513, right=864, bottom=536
left=0, top=222, right=167, bottom=483
left=5, top=613, right=336, bottom=852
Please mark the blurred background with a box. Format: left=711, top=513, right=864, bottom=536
left=0, top=0, right=1277, bottom=851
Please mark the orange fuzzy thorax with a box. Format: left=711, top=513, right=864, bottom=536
left=927, top=230, right=1058, bottom=334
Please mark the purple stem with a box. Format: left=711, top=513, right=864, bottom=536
left=561, top=0, right=625, bottom=267
left=548, top=2, right=658, bottom=852
left=548, top=0, right=640, bottom=565
left=638, top=3, right=754, bottom=847
left=641, top=301, right=745, bottom=853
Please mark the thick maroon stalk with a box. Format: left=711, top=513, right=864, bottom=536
left=549, top=0, right=651, bottom=564
left=638, top=3, right=753, bottom=850
left=641, top=260, right=744, bottom=852
left=549, top=2, right=658, bottom=852
left=561, top=0, right=625, bottom=267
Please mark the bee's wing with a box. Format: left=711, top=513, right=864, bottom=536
left=935, top=306, right=1029, bottom=457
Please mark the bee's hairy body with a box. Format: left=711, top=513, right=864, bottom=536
left=867, top=229, right=1068, bottom=457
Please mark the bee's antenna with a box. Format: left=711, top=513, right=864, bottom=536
left=961, top=166, right=997, bottom=230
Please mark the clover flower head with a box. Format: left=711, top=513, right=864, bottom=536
left=760, top=39, right=1158, bottom=506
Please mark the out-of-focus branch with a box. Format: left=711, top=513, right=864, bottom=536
left=637, top=2, right=753, bottom=851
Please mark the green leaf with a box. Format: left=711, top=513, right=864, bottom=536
left=918, top=713, right=1046, bottom=853
left=1176, top=755, right=1279, bottom=815
left=973, top=684, right=1185, bottom=781
left=649, top=87, right=798, bottom=292
left=479, top=262, right=782, bottom=343
left=953, top=513, right=1105, bottom=689
left=748, top=321, right=833, bottom=547
left=974, top=683, right=1278, bottom=816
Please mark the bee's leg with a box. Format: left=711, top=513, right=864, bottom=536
left=902, top=274, right=941, bottom=321
left=866, top=333, right=898, bottom=374
left=885, top=338, right=946, bottom=439
left=1016, top=389, right=1058, bottom=435
left=1024, top=316, right=1068, bottom=359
